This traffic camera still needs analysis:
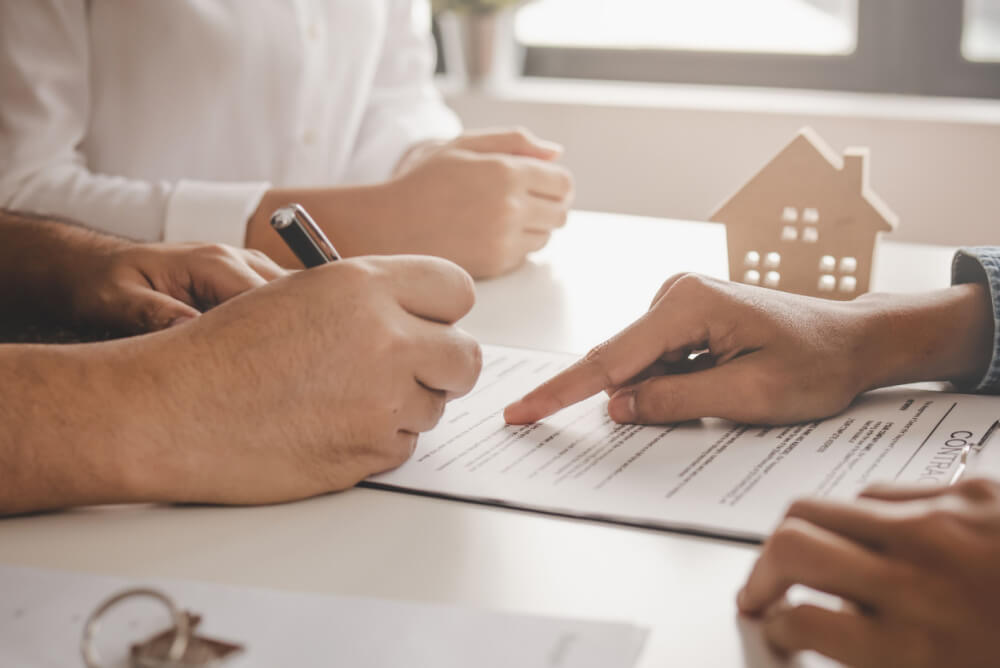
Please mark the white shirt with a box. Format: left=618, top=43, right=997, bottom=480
left=0, top=0, right=461, bottom=247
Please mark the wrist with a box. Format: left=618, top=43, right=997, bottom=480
left=0, top=340, right=156, bottom=512
left=98, top=331, right=206, bottom=504
left=0, top=212, right=132, bottom=323
left=854, top=285, right=994, bottom=390
left=245, top=184, right=398, bottom=264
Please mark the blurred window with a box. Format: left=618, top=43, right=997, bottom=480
left=964, top=0, right=1000, bottom=62
left=516, top=0, right=857, bottom=55
left=481, top=0, right=1000, bottom=98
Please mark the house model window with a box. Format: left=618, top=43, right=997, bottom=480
left=709, top=127, right=898, bottom=300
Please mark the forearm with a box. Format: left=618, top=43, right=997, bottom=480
left=0, top=210, right=129, bottom=322
left=243, top=184, right=395, bottom=266
left=0, top=340, right=154, bottom=515
left=857, top=283, right=994, bottom=390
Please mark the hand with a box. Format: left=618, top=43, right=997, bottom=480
left=504, top=273, right=993, bottom=426
left=69, top=242, right=286, bottom=334
left=738, top=478, right=1000, bottom=667
left=129, top=255, right=482, bottom=505
left=379, top=127, right=575, bottom=277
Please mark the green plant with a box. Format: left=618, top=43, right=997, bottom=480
left=431, top=0, right=524, bottom=14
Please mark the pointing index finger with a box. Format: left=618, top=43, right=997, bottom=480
left=503, top=351, right=612, bottom=425
left=504, top=307, right=683, bottom=424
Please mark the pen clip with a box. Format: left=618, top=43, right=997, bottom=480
left=950, top=420, right=1000, bottom=486
left=293, top=204, right=341, bottom=262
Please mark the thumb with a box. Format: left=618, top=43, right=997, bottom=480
left=455, top=128, right=563, bottom=160
left=105, top=284, right=201, bottom=334
left=607, top=362, right=761, bottom=425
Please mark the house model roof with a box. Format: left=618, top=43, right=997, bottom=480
left=710, top=127, right=898, bottom=233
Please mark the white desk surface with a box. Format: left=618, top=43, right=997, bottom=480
left=0, top=211, right=956, bottom=667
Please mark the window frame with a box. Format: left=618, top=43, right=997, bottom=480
left=518, top=0, right=1000, bottom=98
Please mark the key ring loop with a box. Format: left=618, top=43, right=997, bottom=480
left=81, top=588, right=190, bottom=668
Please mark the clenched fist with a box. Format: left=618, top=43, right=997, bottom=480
left=127, top=255, right=483, bottom=506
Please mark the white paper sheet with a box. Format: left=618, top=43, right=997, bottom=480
left=370, top=345, right=1000, bottom=541
left=0, top=566, right=648, bottom=668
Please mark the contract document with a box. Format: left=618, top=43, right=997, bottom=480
left=370, top=345, right=1000, bottom=541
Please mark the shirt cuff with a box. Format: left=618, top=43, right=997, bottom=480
left=163, top=180, right=271, bottom=247
left=952, top=247, right=1000, bottom=394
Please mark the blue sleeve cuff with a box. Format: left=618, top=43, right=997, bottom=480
left=952, top=247, right=1000, bottom=394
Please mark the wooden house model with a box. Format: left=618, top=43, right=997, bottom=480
left=710, top=128, right=898, bottom=300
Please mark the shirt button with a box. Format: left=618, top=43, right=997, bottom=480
left=302, top=130, right=318, bottom=146
left=307, top=23, right=321, bottom=41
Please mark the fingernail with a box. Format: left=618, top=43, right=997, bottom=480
left=503, top=400, right=528, bottom=424
left=736, top=587, right=748, bottom=610
left=608, top=390, right=636, bottom=423
left=539, top=140, right=564, bottom=154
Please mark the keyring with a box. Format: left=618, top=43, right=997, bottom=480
left=81, top=588, right=190, bottom=668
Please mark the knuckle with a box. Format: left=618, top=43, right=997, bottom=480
left=437, top=148, right=465, bottom=168
left=956, top=477, right=999, bottom=501
left=501, top=193, right=523, bottom=219
left=338, top=257, right=379, bottom=286
left=767, top=518, right=813, bottom=562
left=904, top=508, right=958, bottom=535
left=106, top=247, right=138, bottom=270
left=785, top=498, right=818, bottom=520
left=468, top=340, right=484, bottom=377
left=669, top=272, right=712, bottom=297
left=386, top=324, right=411, bottom=355
left=485, top=158, right=519, bottom=188
left=439, top=259, right=476, bottom=311
left=583, top=342, right=616, bottom=387
left=455, top=339, right=484, bottom=394
left=105, top=263, right=134, bottom=284
left=661, top=273, right=689, bottom=289
left=202, top=243, right=235, bottom=260
left=458, top=270, right=477, bottom=310
left=509, top=126, right=531, bottom=142
left=556, top=170, right=574, bottom=196
left=417, top=256, right=477, bottom=307
left=369, top=319, right=408, bottom=359
left=247, top=248, right=273, bottom=263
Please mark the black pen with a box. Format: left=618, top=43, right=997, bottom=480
left=269, top=203, right=341, bottom=268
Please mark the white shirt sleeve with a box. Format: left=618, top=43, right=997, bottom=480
left=340, top=0, right=463, bottom=185
left=0, top=1, right=268, bottom=246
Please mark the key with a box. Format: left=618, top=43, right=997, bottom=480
left=81, top=588, right=245, bottom=668
left=131, top=612, right=244, bottom=668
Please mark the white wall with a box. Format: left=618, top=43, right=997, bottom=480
left=445, top=79, right=1000, bottom=246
